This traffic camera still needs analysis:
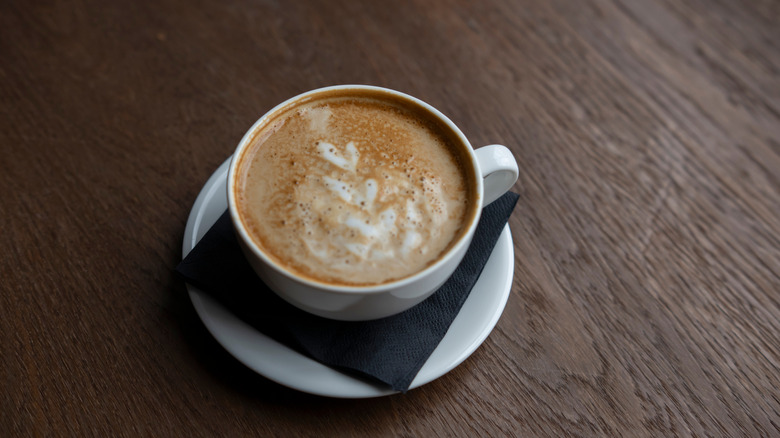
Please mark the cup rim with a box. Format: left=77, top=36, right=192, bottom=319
left=227, top=84, right=484, bottom=294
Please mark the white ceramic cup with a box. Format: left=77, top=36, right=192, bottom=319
left=227, top=85, right=518, bottom=321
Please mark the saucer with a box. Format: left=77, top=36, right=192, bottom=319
left=182, top=157, right=514, bottom=398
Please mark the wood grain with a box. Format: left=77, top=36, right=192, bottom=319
left=1, top=0, right=778, bottom=436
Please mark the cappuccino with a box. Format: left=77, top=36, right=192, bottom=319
left=234, top=89, right=478, bottom=286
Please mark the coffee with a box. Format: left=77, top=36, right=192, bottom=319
left=234, top=89, right=478, bottom=286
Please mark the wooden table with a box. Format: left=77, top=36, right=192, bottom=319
left=3, top=0, right=778, bottom=436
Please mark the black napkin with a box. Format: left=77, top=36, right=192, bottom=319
left=176, top=192, right=519, bottom=392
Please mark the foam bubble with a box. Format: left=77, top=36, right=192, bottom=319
left=345, top=216, right=379, bottom=238
left=317, top=141, right=358, bottom=171
left=322, top=176, right=353, bottom=203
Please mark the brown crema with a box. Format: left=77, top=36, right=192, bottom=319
left=234, top=89, right=478, bottom=286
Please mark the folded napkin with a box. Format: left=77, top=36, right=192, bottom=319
left=176, top=192, right=519, bottom=392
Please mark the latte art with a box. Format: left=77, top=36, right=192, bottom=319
left=235, top=90, right=477, bottom=286
left=296, top=139, right=449, bottom=270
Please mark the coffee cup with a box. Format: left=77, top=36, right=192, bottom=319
left=227, top=85, right=518, bottom=320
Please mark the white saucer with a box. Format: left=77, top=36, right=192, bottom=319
left=182, top=157, right=514, bottom=398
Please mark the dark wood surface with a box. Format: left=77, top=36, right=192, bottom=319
left=2, top=0, right=778, bottom=436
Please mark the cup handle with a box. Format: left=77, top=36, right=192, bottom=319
left=474, top=144, right=519, bottom=207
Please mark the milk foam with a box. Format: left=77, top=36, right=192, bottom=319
left=236, top=94, right=474, bottom=286
left=296, top=139, right=446, bottom=268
